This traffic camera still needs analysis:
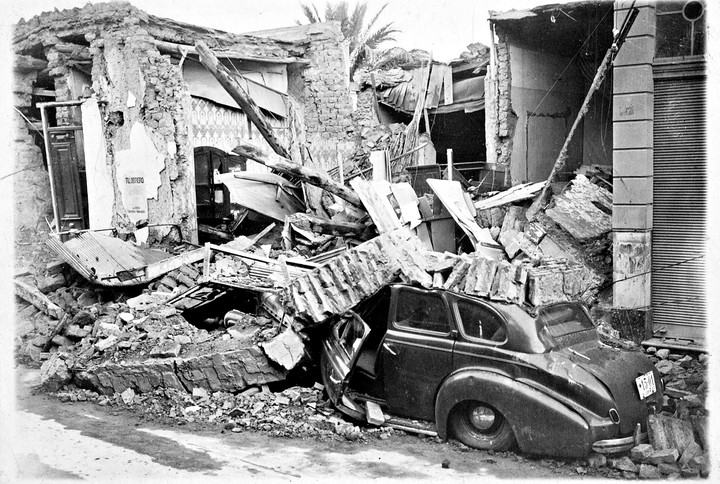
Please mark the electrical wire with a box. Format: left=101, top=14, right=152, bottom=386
left=529, top=6, right=613, bottom=118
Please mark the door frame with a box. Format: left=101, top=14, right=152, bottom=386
left=38, top=100, right=86, bottom=232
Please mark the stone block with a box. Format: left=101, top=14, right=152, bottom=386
left=658, top=462, right=680, bottom=475
left=609, top=456, right=637, bottom=473
left=36, top=273, right=66, bottom=294
left=612, top=204, right=653, bottom=231
left=678, top=441, right=701, bottom=467
left=95, top=335, right=119, bottom=352
left=613, top=177, right=653, bottom=205
left=648, top=414, right=696, bottom=454
left=690, top=416, right=708, bottom=451
left=613, top=65, right=653, bottom=95
left=613, top=92, right=654, bottom=123
left=51, top=335, right=73, bottom=347
left=261, top=329, right=305, bottom=371
left=613, top=120, right=653, bottom=150
left=630, top=443, right=654, bottom=461
left=40, top=354, right=71, bottom=391
left=638, top=464, right=661, bottom=479
left=647, top=448, right=679, bottom=465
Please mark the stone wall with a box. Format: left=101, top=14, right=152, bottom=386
left=12, top=70, right=52, bottom=243
left=612, top=0, right=655, bottom=315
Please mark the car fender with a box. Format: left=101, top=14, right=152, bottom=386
left=435, top=369, right=595, bottom=457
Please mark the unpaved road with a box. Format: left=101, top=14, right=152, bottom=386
left=4, top=367, right=583, bottom=482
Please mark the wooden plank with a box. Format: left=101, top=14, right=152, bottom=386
left=233, top=142, right=364, bottom=209
left=426, top=179, right=501, bottom=254
left=287, top=213, right=368, bottom=238
left=350, top=178, right=402, bottom=233
left=14, top=279, right=65, bottom=320
left=144, top=247, right=206, bottom=281
left=474, top=181, right=545, bottom=211
left=195, top=41, right=290, bottom=160
left=153, top=39, right=307, bottom=65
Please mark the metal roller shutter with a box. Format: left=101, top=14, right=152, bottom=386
left=651, top=75, right=706, bottom=343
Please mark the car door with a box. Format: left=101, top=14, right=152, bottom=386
left=451, top=295, right=511, bottom=373
left=321, top=312, right=370, bottom=408
left=383, top=286, right=455, bottom=421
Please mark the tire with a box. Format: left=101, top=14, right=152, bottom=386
left=449, top=401, right=515, bottom=451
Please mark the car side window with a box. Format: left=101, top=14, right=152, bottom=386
left=456, top=300, right=506, bottom=342
left=394, top=290, right=449, bottom=334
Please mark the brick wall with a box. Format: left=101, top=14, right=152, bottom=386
left=291, top=31, right=356, bottom=172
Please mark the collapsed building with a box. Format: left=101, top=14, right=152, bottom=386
left=11, top=2, right=708, bottom=465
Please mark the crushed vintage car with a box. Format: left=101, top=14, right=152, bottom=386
left=319, top=284, right=663, bottom=458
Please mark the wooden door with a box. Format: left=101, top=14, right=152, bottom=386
left=49, top=129, right=87, bottom=231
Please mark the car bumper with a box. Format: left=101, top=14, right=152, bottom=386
left=592, top=423, right=646, bottom=454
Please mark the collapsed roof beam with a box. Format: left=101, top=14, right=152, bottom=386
left=233, top=142, right=365, bottom=210
left=195, top=41, right=291, bottom=160
left=153, top=39, right=308, bottom=65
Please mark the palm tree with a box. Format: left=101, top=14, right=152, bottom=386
left=299, top=1, right=399, bottom=76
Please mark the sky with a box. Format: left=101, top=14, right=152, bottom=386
left=4, top=0, right=557, bottom=63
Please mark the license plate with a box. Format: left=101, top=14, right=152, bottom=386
left=635, top=371, right=657, bottom=400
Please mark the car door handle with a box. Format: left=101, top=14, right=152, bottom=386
left=383, top=342, right=397, bottom=356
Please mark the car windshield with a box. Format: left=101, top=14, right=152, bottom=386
left=536, top=303, right=595, bottom=349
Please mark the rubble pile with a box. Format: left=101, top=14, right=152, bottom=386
left=51, top=381, right=397, bottom=443
left=580, top=347, right=710, bottom=479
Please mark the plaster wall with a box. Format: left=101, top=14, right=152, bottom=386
left=507, top=44, right=584, bottom=185
left=89, top=30, right=197, bottom=244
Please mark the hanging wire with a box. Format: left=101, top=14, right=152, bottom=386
left=529, top=5, right=613, bottom=118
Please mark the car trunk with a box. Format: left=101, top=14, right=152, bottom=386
left=570, top=342, right=661, bottom=435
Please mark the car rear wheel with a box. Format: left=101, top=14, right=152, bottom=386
left=450, top=401, right=515, bottom=451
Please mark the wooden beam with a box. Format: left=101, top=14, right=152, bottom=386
left=287, top=213, right=369, bottom=238
left=14, top=279, right=65, bottom=320
left=196, top=41, right=291, bottom=160
left=233, top=142, right=365, bottom=209
left=152, top=39, right=308, bottom=65
left=14, top=55, right=48, bottom=72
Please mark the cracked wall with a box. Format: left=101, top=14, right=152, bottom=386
left=89, top=30, right=197, bottom=244
left=12, top=70, right=52, bottom=243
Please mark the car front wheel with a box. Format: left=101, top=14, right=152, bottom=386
left=449, top=401, right=515, bottom=451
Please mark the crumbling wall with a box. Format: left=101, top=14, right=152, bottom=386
left=89, top=29, right=197, bottom=244
left=485, top=27, right=517, bottom=185
left=289, top=26, right=356, bottom=172
left=13, top=71, right=52, bottom=242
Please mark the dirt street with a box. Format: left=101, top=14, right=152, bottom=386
left=5, top=366, right=584, bottom=482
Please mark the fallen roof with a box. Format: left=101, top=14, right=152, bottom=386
left=46, top=232, right=205, bottom=286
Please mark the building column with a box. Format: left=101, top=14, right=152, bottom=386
left=611, top=1, right=656, bottom=336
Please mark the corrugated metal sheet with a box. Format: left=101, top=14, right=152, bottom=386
left=651, top=75, right=706, bottom=342
left=46, top=232, right=205, bottom=286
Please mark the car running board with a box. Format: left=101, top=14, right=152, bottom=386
left=383, top=415, right=437, bottom=437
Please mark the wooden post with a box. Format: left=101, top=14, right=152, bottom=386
left=447, top=149, right=454, bottom=181
left=233, top=142, right=364, bottom=209
left=195, top=41, right=291, bottom=160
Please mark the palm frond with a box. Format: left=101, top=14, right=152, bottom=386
left=300, top=3, right=321, bottom=23
left=363, top=2, right=388, bottom=32
left=363, top=23, right=399, bottom=49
